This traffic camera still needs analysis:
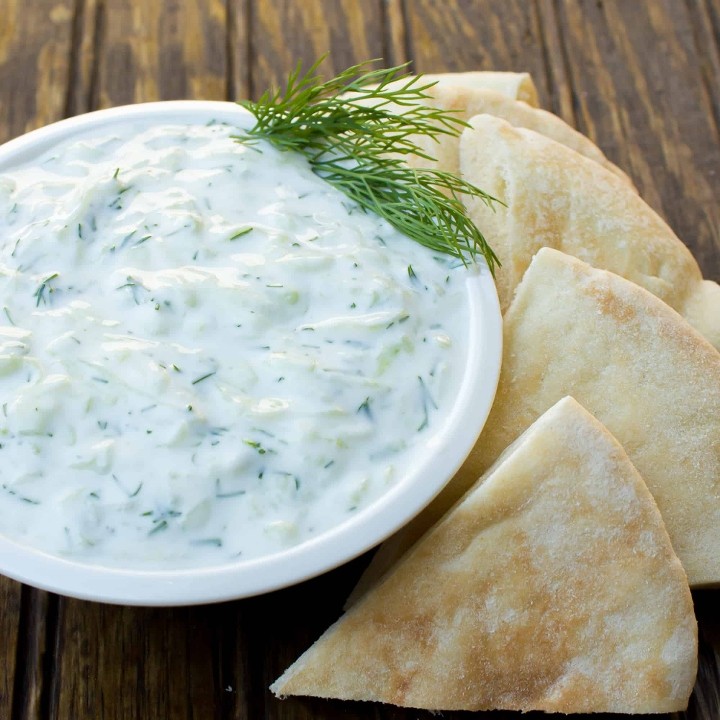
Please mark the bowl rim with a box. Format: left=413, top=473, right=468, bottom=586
left=0, top=101, right=502, bottom=606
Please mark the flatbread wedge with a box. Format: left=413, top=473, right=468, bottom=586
left=419, top=70, right=540, bottom=106
left=459, top=114, right=720, bottom=351
left=272, top=397, right=698, bottom=714
left=350, top=247, right=720, bottom=599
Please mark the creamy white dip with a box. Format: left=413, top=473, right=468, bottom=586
left=0, top=117, right=470, bottom=568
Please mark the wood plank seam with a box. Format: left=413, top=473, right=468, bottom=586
left=553, top=0, right=600, bottom=137
left=10, top=589, right=60, bottom=720
left=533, top=0, right=569, bottom=120
left=244, top=0, right=255, bottom=100
left=399, top=0, right=416, bottom=73
left=225, top=0, right=237, bottom=100
left=40, top=595, right=62, bottom=720
left=87, top=0, right=104, bottom=112
left=380, top=0, right=410, bottom=67
left=684, top=0, right=720, bottom=138
left=63, top=0, right=85, bottom=118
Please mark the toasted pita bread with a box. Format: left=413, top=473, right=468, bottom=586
left=351, top=248, right=720, bottom=598
left=273, top=397, right=697, bottom=713
left=420, top=71, right=539, bottom=106
left=459, top=115, right=720, bottom=350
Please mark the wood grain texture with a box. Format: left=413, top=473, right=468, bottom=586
left=0, top=1, right=719, bottom=719
left=71, top=0, right=227, bottom=109
left=51, top=601, right=218, bottom=720
left=247, top=0, right=385, bottom=99
left=553, top=0, right=720, bottom=278
left=403, top=0, right=553, bottom=107
left=0, top=0, right=75, bottom=142
left=0, top=579, right=21, bottom=718
left=10, top=590, right=59, bottom=720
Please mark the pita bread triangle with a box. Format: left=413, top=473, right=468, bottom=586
left=402, top=70, right=541, bottom=106
left=272, top=397, right=697, bottom=713
left=458, top=114, right=720, bottom=351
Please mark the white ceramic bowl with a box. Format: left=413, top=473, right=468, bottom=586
left=0, top=102, right=502, bottom=605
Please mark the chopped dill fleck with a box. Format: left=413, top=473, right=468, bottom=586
left=357, top=397, right=372, bottom=418
left=215, top=478, right=246, bottom=499
left=229, top=227, right=253, bottom=240
left=243, top=438, right=267, bottom=454
left=2, top=483, right=40, bottom=505
left=190, top=538, right=223, bottom=547
left=112, top=473, right=142, bottom=499
left=33, top=272, right=59, bottom=307
left=3, top=306, right=15, bottom=325
left=148, top=520, right=168, bottom=536
left=192, top=371, right=216, bottom=385
left=417, top=375, right=438, bottom=431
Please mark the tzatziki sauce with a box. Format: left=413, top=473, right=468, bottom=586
left=0, top=115, right=471, bottom=569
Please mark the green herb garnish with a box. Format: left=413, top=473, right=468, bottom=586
left=192, top=371, right=216, bottom=385
left=230, top=227, right=253, bottom=240
left=235, top=58, right=501, bottom=271
left=33, top=272, right=59, bottom=307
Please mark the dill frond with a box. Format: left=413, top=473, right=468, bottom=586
left=235, top=58, right=501, bottom=272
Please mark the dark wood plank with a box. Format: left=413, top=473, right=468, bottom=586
left=689, top=0, right=720, bottom=134
left=383, top=0, right=410, bottom=67
left=0, top=0, right=75, bottom=141
left=52, top=601, right=218, bottom=720
left=226, top=0, right=251, bottom=100
left=403, top=0, right=553, bottom=108
left=10, top=590, right=59, bottom=720
left=0, top=579, right=21, bottom=718
left=552, top=0, right=720, bottom=278
left=70, top=0, right=227, bottom=111
left=247, top=0, right=385, bottom=99
left=686, top=592, right=720, bottom=720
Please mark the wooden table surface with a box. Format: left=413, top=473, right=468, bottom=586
left=0, top=1, right=719, bottom=718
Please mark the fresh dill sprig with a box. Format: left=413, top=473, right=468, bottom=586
left=235, top=58, right=501, bottom=271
